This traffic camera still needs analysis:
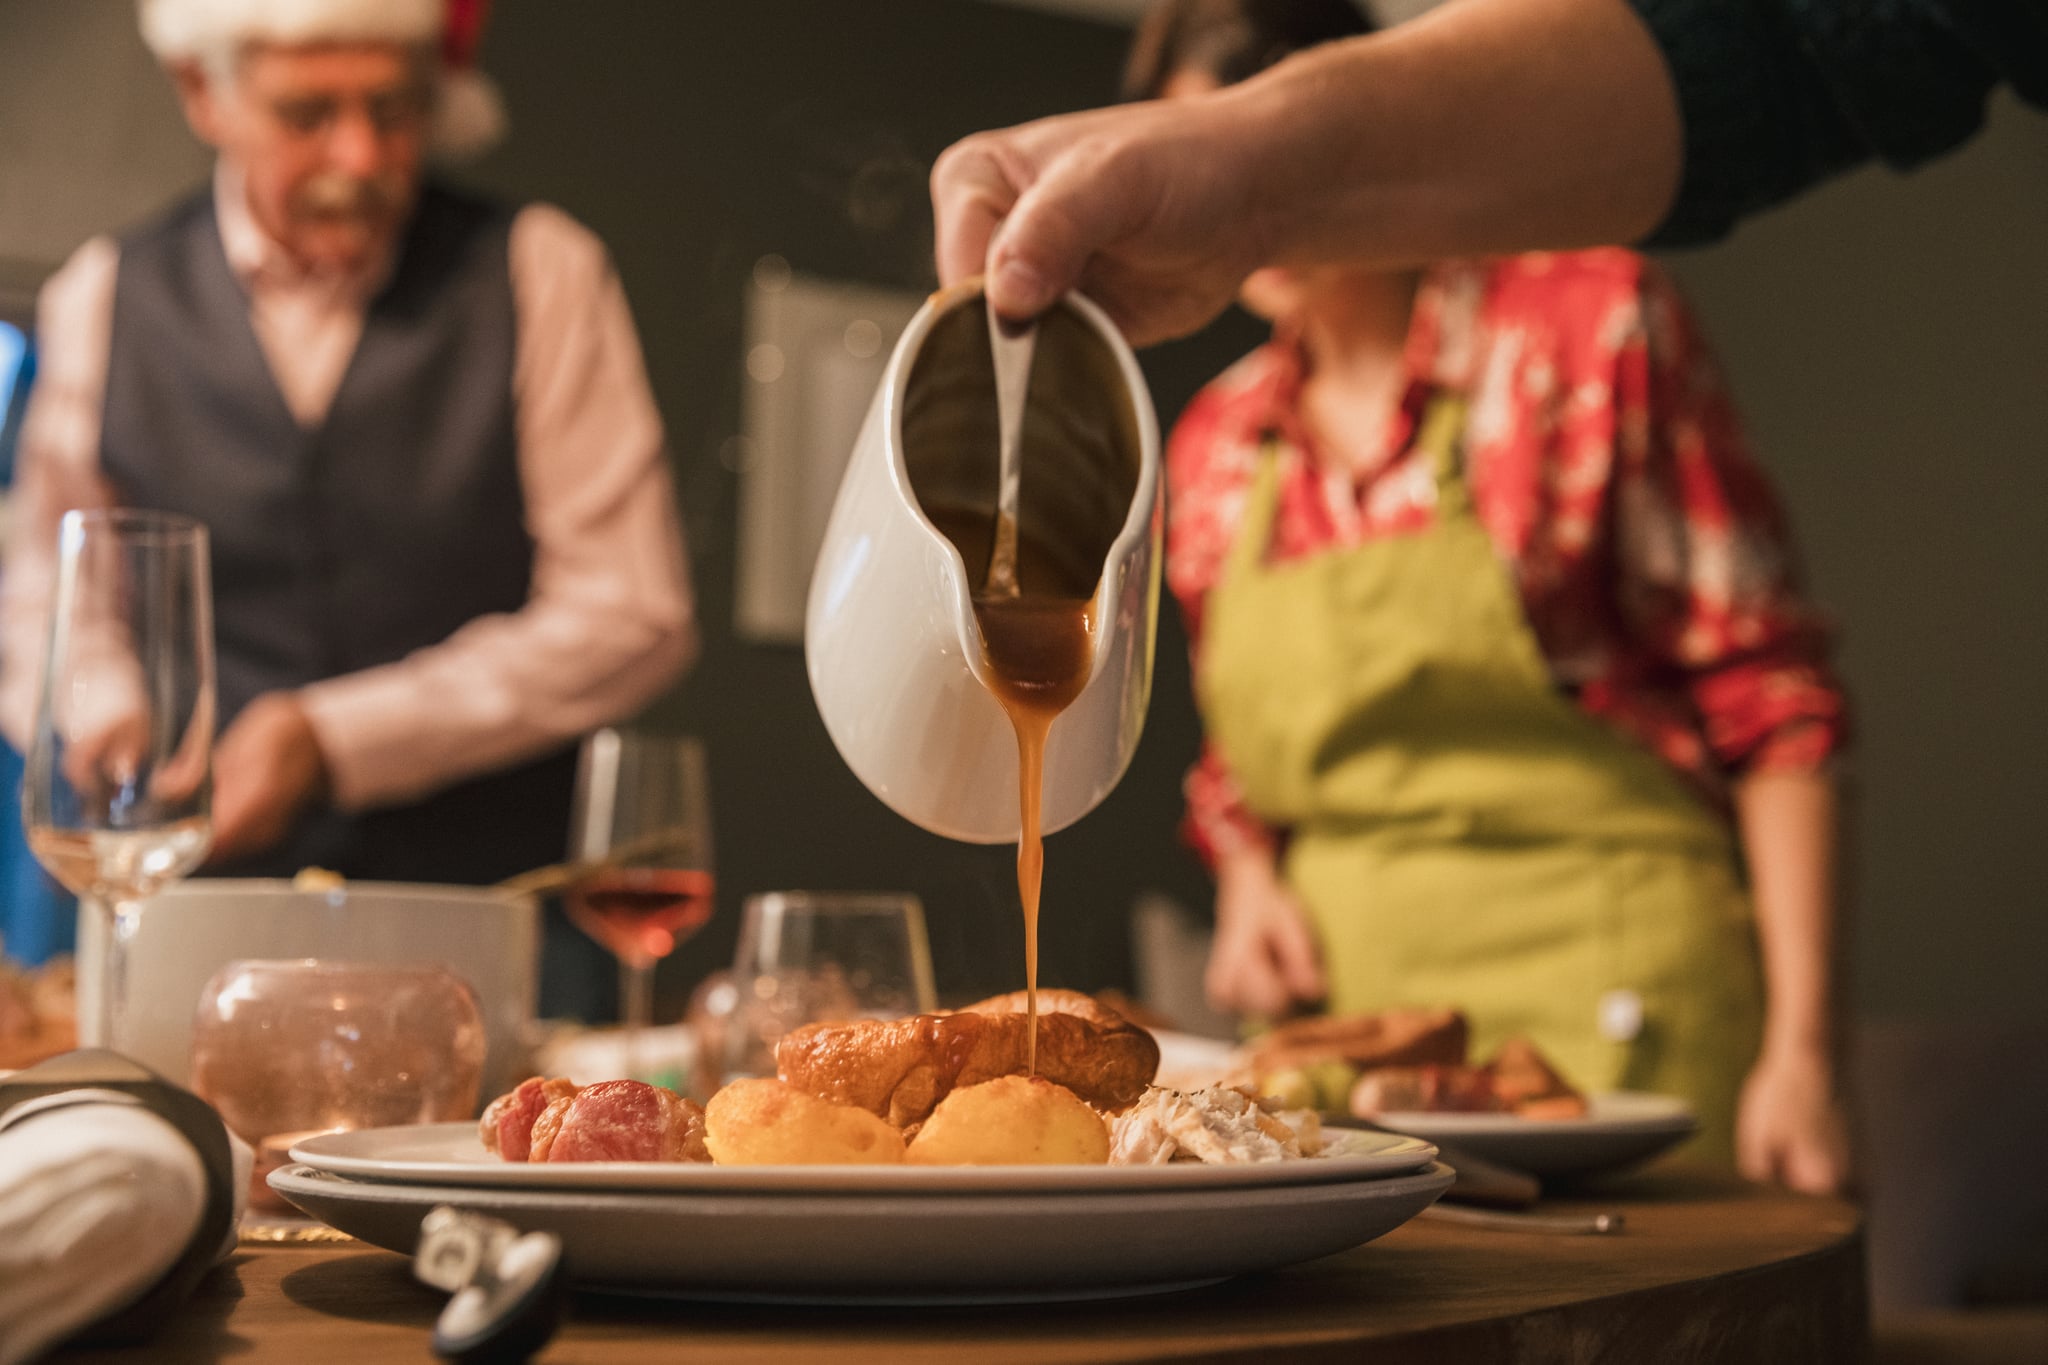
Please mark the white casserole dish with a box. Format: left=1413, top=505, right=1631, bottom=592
left=74, top=878, right=538, bottom=1102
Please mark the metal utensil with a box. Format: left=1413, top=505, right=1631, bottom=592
left=495, top=826, right=694, bottom=899
left=982, top=294, right=1035, bottom=598
left=1420, top=1204, right=1626, bottom=1236
left=1321, top=1112, right=1541, bottom=1209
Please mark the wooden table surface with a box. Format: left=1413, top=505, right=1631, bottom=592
left=58, top=1168, right=1866, bottom=1364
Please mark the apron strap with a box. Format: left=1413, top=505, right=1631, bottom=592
left=1228, top=395, right=1472, bottom=581
left=1224, top=434, right=1289, bottom=579
left=1414, top=392, right=1473, bottom=517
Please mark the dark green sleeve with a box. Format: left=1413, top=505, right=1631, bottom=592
left=1628, top=0, right=2048, bottom=246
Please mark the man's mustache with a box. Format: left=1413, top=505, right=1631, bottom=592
left=295, top=174, right=403, bottom=220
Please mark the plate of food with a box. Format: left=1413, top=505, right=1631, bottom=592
left=1238, top=1007, right=1698, bottom=1179
left=270, top=991, right=1453, bottom=1301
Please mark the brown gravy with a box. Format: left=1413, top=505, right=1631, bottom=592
left=925, top=506, right=1097, bottom=1073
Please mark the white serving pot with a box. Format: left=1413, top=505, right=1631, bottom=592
left=806, top=283, right=1161, bottom=843
left=74, top=879, right=538, bottom=1101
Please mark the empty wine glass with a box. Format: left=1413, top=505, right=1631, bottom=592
left=722, top=891, right=937, bottom=1082
left=23, top=509, right=215, bottom=1052
left=565, top=729, right=714, bottom=1073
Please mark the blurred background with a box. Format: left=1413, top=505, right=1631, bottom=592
left=2, top=0, right=2044, bottom=1117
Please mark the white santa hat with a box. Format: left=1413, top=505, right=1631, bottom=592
left=137, top=0, right=506, bottom=160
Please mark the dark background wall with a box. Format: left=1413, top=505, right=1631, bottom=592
left=1656, top=93, right=2048, bottom=1018
left=2, top=0, right=2044, bottom=1027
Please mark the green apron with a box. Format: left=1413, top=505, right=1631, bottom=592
left=1195, top=397, right=1763, bottom=1162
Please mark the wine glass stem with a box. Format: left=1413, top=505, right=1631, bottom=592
left=621, top=957, right=654, bottom=1079
left=103, top=898, right=143, bottom=1055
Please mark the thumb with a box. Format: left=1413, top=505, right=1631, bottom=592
left=985, top=139, right=1134, bottom=321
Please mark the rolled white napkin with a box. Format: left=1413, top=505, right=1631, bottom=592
left=0, top=1089, right=251, bottom=1365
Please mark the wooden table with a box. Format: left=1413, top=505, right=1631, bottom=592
left=58, top=1168, right=1865, bottom=1363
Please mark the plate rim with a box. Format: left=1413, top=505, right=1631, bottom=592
left=1370, top=1089, right=1697, bottom=1136
left=290, top=1120, right=1439, bottom=1193
left=270, top=1157, right=1458, bottom=1211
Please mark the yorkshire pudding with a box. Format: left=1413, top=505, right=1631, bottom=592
left=775, top=989, right=1160, bottom=1127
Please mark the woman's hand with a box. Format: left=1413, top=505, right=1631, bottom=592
left=1736, top=1041, right=1853, bottom=1195
left=1205, top=846, right=1326, bottom=1019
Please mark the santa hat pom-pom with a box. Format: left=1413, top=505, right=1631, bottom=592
left=433, top=67, right=505, bottom=161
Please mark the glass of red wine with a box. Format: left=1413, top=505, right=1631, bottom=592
left=565, top=729, right=713, bottom=1073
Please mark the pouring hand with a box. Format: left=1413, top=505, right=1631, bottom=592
left=1736, top=1041, right=1854, bottom=1196
left=206, top=692, right=331, bottom=867
left=932, top=92, right=1273, bottom=345
left=1205, top=845, right=1327, bottom=1019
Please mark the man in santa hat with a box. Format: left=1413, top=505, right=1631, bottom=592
left=0, top=0, right=695, bottom=1012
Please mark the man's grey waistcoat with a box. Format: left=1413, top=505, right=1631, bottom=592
left=100, top=184, right=575, bottom=884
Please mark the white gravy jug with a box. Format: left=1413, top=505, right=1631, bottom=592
left=805, top=283, right=1162, bottom=843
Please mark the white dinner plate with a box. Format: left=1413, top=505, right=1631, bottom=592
left=1370, top=1091, right=1697, bottom=1178
left=270, top=1159, right=1454, bottom=1303
left=291, top=1121, right=1438, bottom=1193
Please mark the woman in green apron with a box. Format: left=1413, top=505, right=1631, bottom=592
left=1130, top=0, right=1851, bottom=1190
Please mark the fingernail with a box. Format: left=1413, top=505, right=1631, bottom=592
left=993, top=257, right=1050, bottom=316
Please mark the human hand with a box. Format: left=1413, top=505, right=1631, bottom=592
left=60, top=706, right=149, bottom=804
left=932, top=90, right=1280, bottom=345
left=1204, top=846, right=1326, bottom=1019
left=1736, top=1042, right=1854, bottom=1196
left=206, top=692, right=331, bottom=867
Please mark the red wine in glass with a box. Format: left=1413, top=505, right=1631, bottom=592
left=567, top=867, right=715, bottom=967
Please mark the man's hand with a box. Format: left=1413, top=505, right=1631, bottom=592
left=930, top=0, right=1683, bottom=345
left=1736, top=1041, right=1854, bottom=1196
left=60, top=706, right=150, bottom=805
left=1204, top=845, right=1327, bottom=1019
left=207, top=692, right=331, bottom=867
left=932, top=91, right=1278, bottom=345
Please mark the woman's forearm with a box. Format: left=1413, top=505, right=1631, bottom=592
left=1733, top=767, right=1843, bottom=1054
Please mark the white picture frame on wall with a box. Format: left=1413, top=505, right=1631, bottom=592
left=733, top=264, right=923, bottom=644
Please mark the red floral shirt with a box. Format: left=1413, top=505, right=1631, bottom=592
left=1167, top=249, right=1849, bottom=863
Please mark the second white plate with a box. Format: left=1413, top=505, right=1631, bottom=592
left=1371, top=1091, right=1696, bottom=1178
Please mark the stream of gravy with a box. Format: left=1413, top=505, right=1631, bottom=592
left=926, top=507, right=1097, bottom=1074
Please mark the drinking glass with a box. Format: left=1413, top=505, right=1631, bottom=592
left=722, top=891, right=937, bottom=1081
left=564, top=729, right=714, bottom=1068
left=23, top=509, right=214, bottom=1052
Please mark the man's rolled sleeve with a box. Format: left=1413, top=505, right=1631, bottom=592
left=298, top=205, right=696, bottom=810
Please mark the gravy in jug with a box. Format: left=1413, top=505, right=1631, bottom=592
left=904, top=292, right=1139, bottom=1074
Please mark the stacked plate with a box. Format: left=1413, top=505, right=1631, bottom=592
left=272, top=1122, right=1451, bottom=1304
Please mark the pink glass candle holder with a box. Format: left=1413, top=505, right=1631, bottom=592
left=189, top=959, right=487, bottom=1171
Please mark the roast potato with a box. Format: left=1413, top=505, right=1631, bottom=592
left=704, top=1077, right=906, bottom=1165
left=905, top=1075, right=1109, bottom=1166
